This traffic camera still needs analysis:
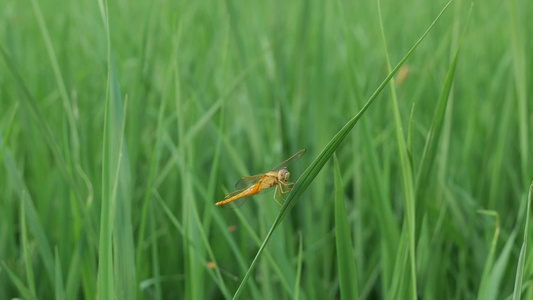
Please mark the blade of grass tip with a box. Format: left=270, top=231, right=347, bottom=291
left=334, top=154, right=359, bottom=300
left=1, top=262, right=38, bottom=300
left=20, top=192, right=37, bottom=297
left=416, top=3, right=472, bottom=193
left=278, top=0, right=454, bottom=226
left=512, top=181, right=533, bottom=300
left=476, top=210, right=500, bottom=300
left=55, top=247, right=65, bottom=300
left=294, top=231, right=304, bottom=300
left=231, top=3, right=453, bottom=299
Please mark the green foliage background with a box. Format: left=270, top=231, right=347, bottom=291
left=1, top=0, right=532, bottom=299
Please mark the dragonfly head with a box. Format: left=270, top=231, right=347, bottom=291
left=278, top=168, right=291, bottom=182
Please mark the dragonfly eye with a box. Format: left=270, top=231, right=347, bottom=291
left=278, top=168, right=290, bottom=182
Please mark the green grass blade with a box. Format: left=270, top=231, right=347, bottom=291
left=377, top=0, right=418, bottom=297
left=512, top=181, right=533, bottom=300
left=156, top=193, right=233, bottom=299
left=508, top=0, right=529, bottom=185
left=233, top=207, right=295, bottom=298
left=294, top=231, right=304, bottom=300
left=135, top=18, right=175, bottom=273
left=20, top=192, right=36, bottom=297
left=479, top=229, right=517, bottom=300
left=96, top=0, right=116, bottom=298
left=416, top=3, right=471, bottom=193
left=65, top=236, right=85, bottom=300
left=231, top=3, right=452, bottom=298
left=0, top=46, right=86, bottom=210
left=111, top=93, right=136, bottom=300
left=148, top=201, right=163, bottom=300
left=0, top=103, right=18, bottom=168
left=334, top=154, right=359, bottom=300
left=389, top=224, right=410, bottom=299
left=30, top=0, right=82, bottom=166
left=1, top=262, right=38, bottom=300
left=477, top=210, right=500, bottom=300
left=54, top=247, right=65, bottom=300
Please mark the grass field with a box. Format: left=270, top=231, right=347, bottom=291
left=1, top=0, right=532, bottom=299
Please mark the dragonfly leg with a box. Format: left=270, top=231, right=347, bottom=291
left=279, top=182, right=292, bottom=195
left=273, top=186, right=283, bottom=206
left=278, top=185, right=286, bottom=201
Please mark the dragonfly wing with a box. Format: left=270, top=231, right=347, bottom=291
left=234, top=174, right=264, bottom=189
left=270, top=149, right=306, bottom=171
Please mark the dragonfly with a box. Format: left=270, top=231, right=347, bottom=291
left=216, top=149, right=306, bottom=208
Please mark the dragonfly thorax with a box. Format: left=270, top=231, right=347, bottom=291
left=277, top=168, right=290, bottom=182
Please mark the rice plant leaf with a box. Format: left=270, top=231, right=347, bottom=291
left=334, top=154, right=359, bottom=300
left=231, top=2, right=452, bottom=298
left=512, top=181, right=533, bottom=300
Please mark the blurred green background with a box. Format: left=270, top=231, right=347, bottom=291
left=1, top=0, right=532, bottom=299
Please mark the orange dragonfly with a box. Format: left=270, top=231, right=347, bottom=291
left=216, top=149, right=306, bottom=207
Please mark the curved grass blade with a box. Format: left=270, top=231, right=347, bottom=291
left=334, top=154, right=359, bottom=300
left=231, top=2, right=452, bottom=299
